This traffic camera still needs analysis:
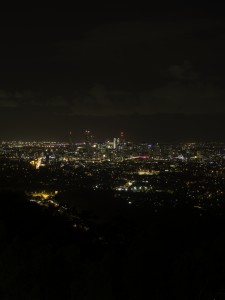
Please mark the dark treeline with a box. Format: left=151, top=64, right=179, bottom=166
left=1, top=191, right=225, bottom=299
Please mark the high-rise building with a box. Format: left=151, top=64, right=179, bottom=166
left=69, top=131, right=73, bottom=146
left=120, top=131, right=125, bottom=144
left=113, top=138, right=118, bottom=149
left=85, top=130, right=94, bottom=154
left=85, top=130, right=92, bottom=146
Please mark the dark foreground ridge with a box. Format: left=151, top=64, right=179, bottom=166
left=1, top=191, right=225, bottom=299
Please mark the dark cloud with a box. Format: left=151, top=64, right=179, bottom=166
left=0, top=9, right=225, bottom=140
left=1, top=75, right=225, bottom=117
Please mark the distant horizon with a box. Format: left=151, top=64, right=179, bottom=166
left=2, top=113, right=225, bottom=143
left=2, top=138, right=225, bottom=144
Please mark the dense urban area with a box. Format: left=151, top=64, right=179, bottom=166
left=1, top=132, right=225, bottom=211
left=1, top=134, right=225, bottom=299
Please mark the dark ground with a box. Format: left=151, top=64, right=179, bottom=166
left=0, top=191, right=225, bottom=299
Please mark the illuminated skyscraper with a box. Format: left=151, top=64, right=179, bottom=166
left=113, top=138, right=117, bottom=149
left=85, top=130, right=91, bottom=146
left=85, top=130, right=94, bottom=154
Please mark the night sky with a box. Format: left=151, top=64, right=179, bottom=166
left=1, top=6, right=225, bottom=142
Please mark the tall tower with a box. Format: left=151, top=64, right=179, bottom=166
left=113, top=138, right=117, bottom=149
left=85, top=130, right=94, bottom=154
left=69, top=131, right=73, bottom=146
left=85, top=130, right=91, bottom=147
left=120, top=131, right=125, bottom=144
